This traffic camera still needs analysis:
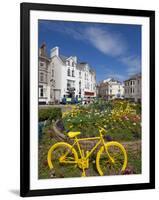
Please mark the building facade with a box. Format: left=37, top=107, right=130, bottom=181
left=97, top=78, right=124, bottom=100
left=38, top=43, right=52, bottom=104
left=124, top=74, right=141, bottom=102
left=38, top=44, right=96, bottom=104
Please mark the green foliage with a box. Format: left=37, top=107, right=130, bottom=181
left=39, top=107, right=62, bottom=122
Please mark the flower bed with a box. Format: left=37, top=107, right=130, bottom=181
left=62, top=99, right=141, bottom=141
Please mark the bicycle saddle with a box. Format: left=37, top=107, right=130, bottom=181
left=68, top=131, right=81, bottom=138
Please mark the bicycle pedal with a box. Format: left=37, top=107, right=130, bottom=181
left=81, top=172, right=86, bottom=177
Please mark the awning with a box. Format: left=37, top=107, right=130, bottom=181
left=84, top=91, right=94, bottom=96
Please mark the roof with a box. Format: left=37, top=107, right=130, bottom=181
left=103, top=78, right=121, bottom=84
left=124, top=73, right=141, bottom=82
left=59, top=55, right=68, bottom=62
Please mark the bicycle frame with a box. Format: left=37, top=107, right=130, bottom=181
left=69, top=129, right=106, bottom=161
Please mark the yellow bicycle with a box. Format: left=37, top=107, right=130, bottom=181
left=47, top=127, right=127, bottom=177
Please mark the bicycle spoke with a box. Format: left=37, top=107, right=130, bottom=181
left=97, top=143, right=127, bottom=176
left=50, top=144, right=80, bottom=178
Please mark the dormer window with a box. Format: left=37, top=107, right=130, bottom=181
left=69, top=60, right=72, bottom=66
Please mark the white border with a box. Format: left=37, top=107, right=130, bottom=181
left=30, top=10, right=150, bottom=190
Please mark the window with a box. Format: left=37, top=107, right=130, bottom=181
left=67, top=68, right=70, bottom=76
left=52, top=80, right=55, bottom=87
left=45, top=74, right=47, bottom=82
left=40, top=62, right=44, bottom=67
left=72, top=70, right=75, bottom=77
left=67, top=80, right=75, bottom=89
left=69, top=60, right=72, bottom=66
left=39, top=86, right=43, bottom=97
left=79, top=71, right=81, bottom=77
left=52, top=69, right=54, bottom=77
left=88, top=82, right=90, bottom=90
left=131, top=88, right=133, bottom=93
left=133, top=88, right=134, bottom=93
left=40, top=72, right=44, bottom=82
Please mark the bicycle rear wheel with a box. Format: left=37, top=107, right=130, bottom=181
left=96, top=141, right=127, bottom=176
left=47, top=142, right=80, bottom=178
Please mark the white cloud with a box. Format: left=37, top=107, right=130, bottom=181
left=84, top=27, right=127, bottom=57
left=41, top=22, right=127, bottom=57
left=120, top=55, right=141, bottom=75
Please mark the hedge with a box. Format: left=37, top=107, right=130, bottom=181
left=39, top=107, right=62, bottom=122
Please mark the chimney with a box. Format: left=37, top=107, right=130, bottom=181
left=39, top=42, right=46, bottom=56
left=50, top=46, right=59, bottom=58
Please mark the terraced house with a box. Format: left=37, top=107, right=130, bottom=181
left=38, top=43, right=96, bottom=104
left=124, top=73, right=141, bottom=102
left=38, top=43, right=51, bottom=104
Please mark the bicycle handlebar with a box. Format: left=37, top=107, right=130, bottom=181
left=93, top=123, right=107, bottom=134
left=98, top=126, right=107, bottom=134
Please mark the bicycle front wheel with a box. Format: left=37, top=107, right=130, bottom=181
left=47, top=142, right=80, bottom=178
left=96, top=141, right=127, bottom=176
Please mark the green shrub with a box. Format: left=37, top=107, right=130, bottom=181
left=134, top=103, right=141, bottom=115
left=39, top=107, right=62, bottom=122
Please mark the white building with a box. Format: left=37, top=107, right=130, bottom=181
left=50, top=46, right=96, bottom=103
left=38, top=44, right=96, bottom=104
left=98, top=78, right=124, bottom=100
left=124, top=74, right=141, bottom=102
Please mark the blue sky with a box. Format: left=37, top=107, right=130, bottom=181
left=38, top=20, right=141, bottom=83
